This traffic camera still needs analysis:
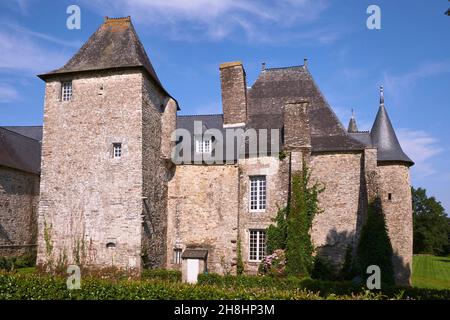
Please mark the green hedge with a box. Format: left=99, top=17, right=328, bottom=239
left=1, top=272, right=449, bottom=300
left=198, top=273, right=450, bottom=300
left=0, top=272, right=326, bottom=300
left=141, top=269, right=181, bottom=282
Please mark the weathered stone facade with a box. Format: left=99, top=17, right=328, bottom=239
left=37, top=70, right=158, bottom=272
left=0, top=167, right=39, bottom=257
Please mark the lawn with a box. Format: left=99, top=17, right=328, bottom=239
left=412, top=255, right=450, bottom=290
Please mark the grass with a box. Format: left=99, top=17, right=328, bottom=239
left=412, top=255, right=450, bottom=290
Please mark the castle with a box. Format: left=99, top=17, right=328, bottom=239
left=0, top=17, right=413, bottom=285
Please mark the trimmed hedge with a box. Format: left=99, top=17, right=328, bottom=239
left=198, top=273, right=450, bottom=300
left=141, top=269, right=181, bottom=282
left=0, top=272, right=326, bottom=300
left=1, top=272, right=449, bottom=300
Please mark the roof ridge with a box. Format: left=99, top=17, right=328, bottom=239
left=265, top=65, right=305, bottom=71
left=0, top=127, right=41, bottom=142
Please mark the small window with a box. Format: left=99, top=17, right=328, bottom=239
left=388, top=193, right=392, bottom=201
left=250, top=176, right=267, bottom=211
left=249, top=230, right=266, bottom=262
left=113, top=143, right=122, bottom=159
left=195, top=137, right=211, bottom=154
left=173, top=248, right=182, bottom=265
left=62, top=81, right=73, bottom=101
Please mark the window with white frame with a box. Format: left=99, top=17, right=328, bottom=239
left=249, top=230, right=266, bottom=262
left=250, top=176, right=266, bottom=211
left=61, top=81, right=73, bottom=101
left=195, top=137, right=211, bottom=154
left=173, top=248, right=182, bottom=264
left=113, top=143, right=122, bottom=159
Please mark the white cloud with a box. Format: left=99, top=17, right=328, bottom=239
left=0, top=25, right=71, bottom=74
left=383, top=61, right=450, bottom=105
left=82, top=0, right=332, bottom=43
left=397, top=128, right=444, bottom=177
left=0, top=84, right=20, bottom=103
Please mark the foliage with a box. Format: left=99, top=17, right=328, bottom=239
left=141, top=269, right=181, bottom=282
left=258, top=249, right=286, bottom=276
left=197, top=273, right=450, bottom=300
left=311, top=256, right=339, bottom=281
left=412, top=187, right=449, bottom=255
left=236, top=240, right=244, bottom=276
left=357, top=198, right=395, bottom=286
left=285, top=161, right=323, bottom=277
left=0, top=254, right=36, bottom=272
left=1, top=271, right=450, bottom=300
left=340, top=245, right=358, bottom=281
left=266, top=207, right=288, bottom=254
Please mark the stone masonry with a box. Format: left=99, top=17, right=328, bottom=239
left=0, top=167, right=39, bottom=257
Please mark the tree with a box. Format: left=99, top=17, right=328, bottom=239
left=412, top=187, right=449, bottom=255
left=357, top=198, right=395, bottom=286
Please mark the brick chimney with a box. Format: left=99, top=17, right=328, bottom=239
left=219, top=61, right=247, bottom=126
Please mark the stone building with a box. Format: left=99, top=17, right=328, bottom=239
left=0, top=127, right=41, bottom=257
left=0, top=17, right=414, bottom=285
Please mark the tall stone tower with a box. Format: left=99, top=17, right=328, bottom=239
left=36, top=17, right=177, bottom=273
left=370, top=86, right=414, bottom=286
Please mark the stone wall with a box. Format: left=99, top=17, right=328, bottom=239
left=376, top=164, right=413, bottom=286
left=309, top=151, right=365, bottom=266
left=0, top=167, right=39, bottom=257
left=141, top=76, right=173, bottom=269
left=238, top=156, right=289, bottom=274
left=37, top=70, right=146, bottom=271
left=166, top=165, right=239, bottom=274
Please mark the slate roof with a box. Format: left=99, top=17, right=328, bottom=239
left=370, top=101, right=414, bottom=166
left=38, top=17, right=177, bottom=106
left=2, top=126, right=43, bottom=141
left=0, top=127, right=41, bottom=174
left=246, top=66, right=366, bottom=152
left=349, top=131, right=372, bottom=147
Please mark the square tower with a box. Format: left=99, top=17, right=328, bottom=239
left=36, top=17, right=177, bottom=273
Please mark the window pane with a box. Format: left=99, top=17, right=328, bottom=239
left=249, top=176, right=266, bottom=211
left=62, top=82, right=72, bottom=101
left=249, top=230, right=266, bottom=262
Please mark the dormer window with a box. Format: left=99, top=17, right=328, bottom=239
left=195, top=137, right=211, bottom=154
left=62, top=81, right=72, bottom=101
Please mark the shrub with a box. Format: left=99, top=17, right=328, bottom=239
left=141, top=269, right=181, bottom=282
left=340, top=245, right=358, bottom=281
left=1, top=272, right=449, bottom=300
left=0, top=254, right=36, bottom=272
left=311, top=256, right=339, bottom=281
left=357, top=198, right=395, bottom=286
left=258, top=249, right=286, bottom=276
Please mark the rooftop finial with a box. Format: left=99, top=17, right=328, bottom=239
left=304, top=58, right=308, bottom=69
left=351, top=108, right=355, bottom=118
left=262, top=62, right=266, bottom=71
left=380, top=85, right=384, bottom=106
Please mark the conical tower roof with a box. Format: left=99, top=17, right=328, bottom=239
left=370, top=86, right=413, bottom=166
left=38, top=17, right=173, bottom=99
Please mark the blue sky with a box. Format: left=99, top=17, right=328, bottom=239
left=0, top=0, right=449, bottom=212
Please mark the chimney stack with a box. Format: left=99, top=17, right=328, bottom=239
left=219, top=61, right=248, bottom=126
